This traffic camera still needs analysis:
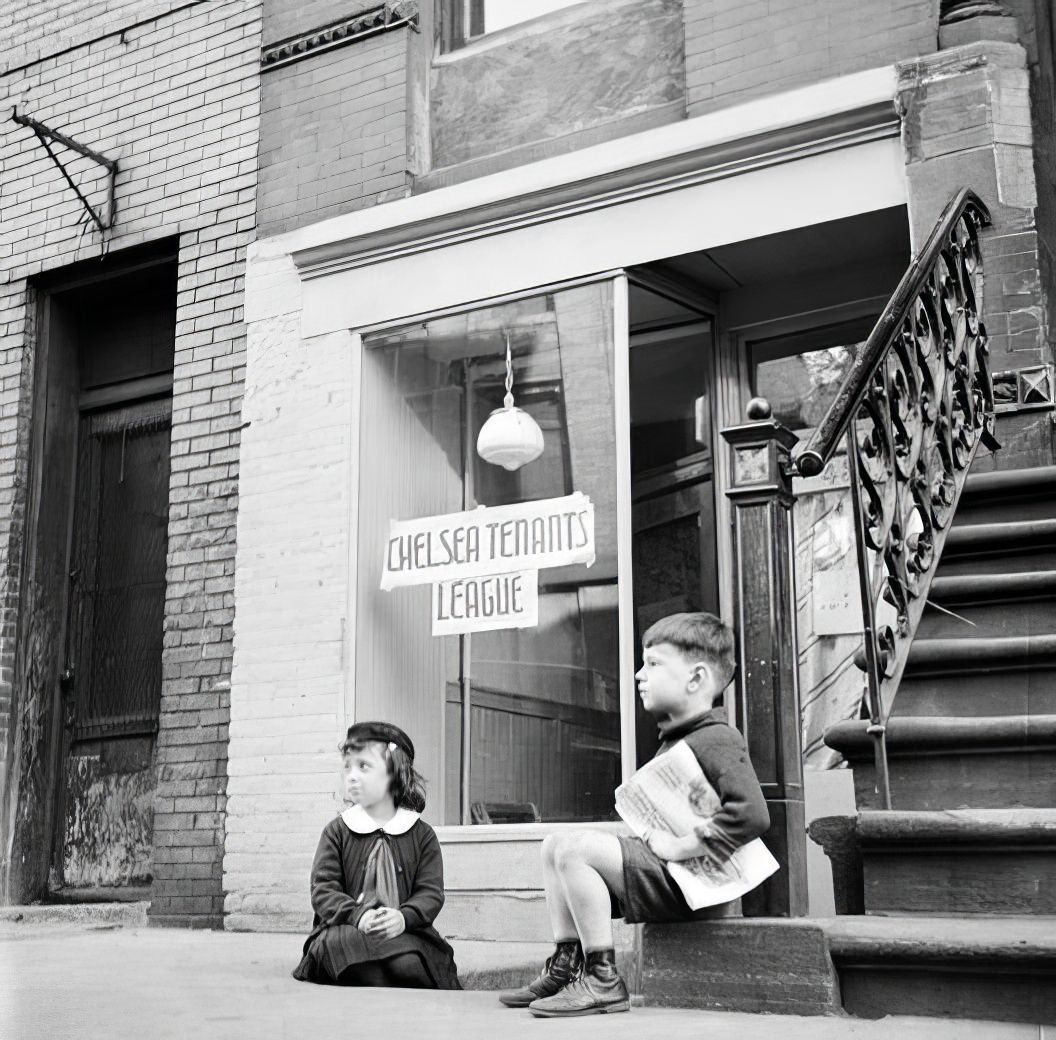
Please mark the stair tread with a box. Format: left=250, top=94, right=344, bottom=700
left=907, top=633, right=1056, bottom=671
left=826, top=914, right=1056, bottom=961
left=944, top=517, right=1056, bottom=555
left=826, top=713, right=1056, bottom=752
left=963, top=464, right=1056, bottom=499
left=851, top=808, right=1056, bottom=843
left=931, top=570, right=1056, bottom=602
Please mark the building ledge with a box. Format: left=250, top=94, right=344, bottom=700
left=279, top=64, right=899, bottom=280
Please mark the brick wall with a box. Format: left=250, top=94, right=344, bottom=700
left=900, top=40, right=1053, bottom=469
left=0, top=0, right=261, bottom=920
left=224, top=260, right=353, bottom=932
left=257, top=25, right=412, bottom=236
left=683, top=0, right=938, bottom=117
left=262, top=0, right=379, bottom=45
left=0, top=0, right=193, bottom=73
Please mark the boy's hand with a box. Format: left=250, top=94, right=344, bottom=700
left=361, top=906, right=406, bottom=940
left=644, top=829, right=694, bottom=862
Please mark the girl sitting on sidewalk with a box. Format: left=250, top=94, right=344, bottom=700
left=292, top=721, right=461, bottom=989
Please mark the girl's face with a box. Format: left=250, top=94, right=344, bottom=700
left=343, top=742, right=394, bottom=812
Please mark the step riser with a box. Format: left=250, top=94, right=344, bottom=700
left=895, top=670, right=1056, bottom=718
left=837, top=964, right=1056, bottom=1023
left=641, top=921, right=838, bottom=1016
left=862, top=850, right=1056, bottom=915
left=915, top=600, right=1056, bottom=640
left=850, top=750, right=1056, bottom=810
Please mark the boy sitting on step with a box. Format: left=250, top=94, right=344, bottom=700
left=499, top=612, right=770, bottom=1018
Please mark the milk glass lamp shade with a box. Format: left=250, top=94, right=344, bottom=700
left=476, top=395, right=545, bottom=471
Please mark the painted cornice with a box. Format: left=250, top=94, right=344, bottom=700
left=261, top=1, right=418, bottom=73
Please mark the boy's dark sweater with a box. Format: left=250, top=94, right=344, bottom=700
left=656, top=705, right=770, bottom=857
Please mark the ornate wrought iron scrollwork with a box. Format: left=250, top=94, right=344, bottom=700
left=795, top=190, right=996, bottom=806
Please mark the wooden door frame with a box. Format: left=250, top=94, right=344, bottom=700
left=6, top=286, right=81, bottom=903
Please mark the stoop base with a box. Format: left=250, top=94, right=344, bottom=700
left=640, top=918, right=840, bottom=1016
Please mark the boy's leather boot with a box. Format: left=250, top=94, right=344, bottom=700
left=498, top=940, right=582, bottom=1008
left=527, top=948, right=630, bottom=1017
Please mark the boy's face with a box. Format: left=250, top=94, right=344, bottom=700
left=343, top=742, right=393, bottom=811
left=635, top=642, right=711, bottom=719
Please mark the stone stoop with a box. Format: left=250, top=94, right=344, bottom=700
left=639, top=919, right=840, bottom=1016
left=635, top=916, right=1056, bottom=1024
left=828, top=916, right=1056, bottom=1025
left=836, top=809, right=1056, bottom=916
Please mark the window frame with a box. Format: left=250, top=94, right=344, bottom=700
left=355, top=270, right=639, bottom=822
left=439, top=0, right=586, bottom=53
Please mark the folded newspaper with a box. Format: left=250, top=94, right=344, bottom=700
left=614, top=739, right=779, bottom=909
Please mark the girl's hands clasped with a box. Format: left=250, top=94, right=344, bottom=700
left=360, top=906, right=406, bottom=940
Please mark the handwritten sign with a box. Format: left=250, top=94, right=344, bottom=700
left=812, top=569, right=864, bottom=636
left=432, top=570, right=538, bottom=636
left=381, top=493, right=595, bottom=590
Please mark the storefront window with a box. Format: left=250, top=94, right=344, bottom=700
left=356, top=283, right=620, bottom=824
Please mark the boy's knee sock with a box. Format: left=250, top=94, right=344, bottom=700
left=584, top=948, right=618, bottom=981
left=551, top=939, right=583, bottom=977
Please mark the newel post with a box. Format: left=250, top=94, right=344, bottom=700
left=721, top=398, right=808, bottom=917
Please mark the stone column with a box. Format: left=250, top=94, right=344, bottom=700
left=721, top=399, right=808, bottom=917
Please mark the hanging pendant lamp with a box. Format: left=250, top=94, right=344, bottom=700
left=476, top=334, right=545, bottom=472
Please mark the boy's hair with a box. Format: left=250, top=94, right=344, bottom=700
left=340, top=720, right=427, bottom=812
left=642, top=611, right=736, bottom=693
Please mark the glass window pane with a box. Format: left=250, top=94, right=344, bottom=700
left=475, top=0, right=583, bottom=36
left=749, top=318, right=877, bottom=435
left=357, top=282, right=619, bottom=824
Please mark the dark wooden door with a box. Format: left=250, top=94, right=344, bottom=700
left=56, top=398, right=171, bottom=889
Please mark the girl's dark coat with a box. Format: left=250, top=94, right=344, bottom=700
left=292, top=815, right=460, bottom=988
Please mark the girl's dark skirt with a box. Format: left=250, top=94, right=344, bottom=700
left=293, top=924, right=461, bottom=989
left=614, top=835, right=725, bottom=924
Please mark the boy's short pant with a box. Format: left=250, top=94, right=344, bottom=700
left=613, top=835, right=719, bottom=924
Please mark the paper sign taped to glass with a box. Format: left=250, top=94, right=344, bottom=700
left=614, top=740, right=779, bottom=909
left=432, top=570, right=539, bottom=636
left=381, top=492, right=595, bottom=589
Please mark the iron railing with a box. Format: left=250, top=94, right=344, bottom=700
left=795, top=189, right=997, bottom=807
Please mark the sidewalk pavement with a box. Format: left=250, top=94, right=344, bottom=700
left=1, top=917, right=1050, bottom=1040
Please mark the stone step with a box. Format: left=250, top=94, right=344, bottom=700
left=640, top=918, right=839, bottom=1016
left=937, top=518, right=1056, bottom=576
left=812, top=809, right=1056, bottom=916
left=824, top=715, right=1056, bottom=810
left=827, top=914, right=1056, bottom=1024
left=930, top=570, right=1056, bottom=605
left=955, top=464, right=1056, bottom=525
left=905, top=634, right=1056, bottom=676
left=641, top=914, right=1056, bottom=1022
left=894, top=635, right=1056, bottom=717
left=917, top=572, right=1056, bottom=641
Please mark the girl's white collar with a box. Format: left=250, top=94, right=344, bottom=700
left=341, top=805, right=420, bottom=835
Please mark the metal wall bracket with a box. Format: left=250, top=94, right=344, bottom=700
left=11, top=110, right=118, bottom=233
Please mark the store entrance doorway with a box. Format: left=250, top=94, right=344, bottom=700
left=627, top=277, right=719, bottom=766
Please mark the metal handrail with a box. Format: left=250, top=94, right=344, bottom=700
left=796, top=188, right=991, bottom=478
left=796, top=188, right=997, bottom=808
